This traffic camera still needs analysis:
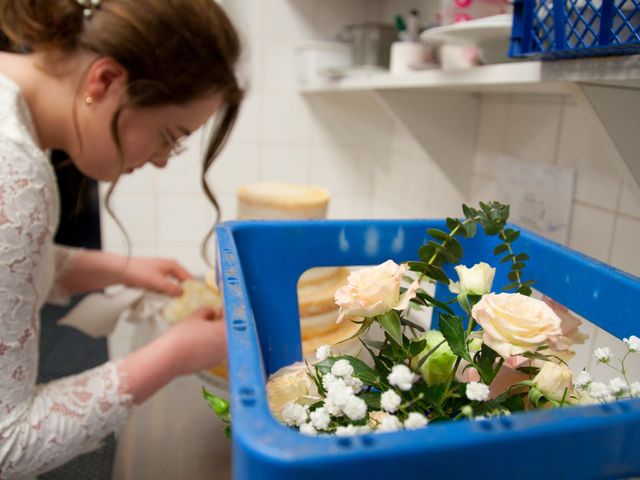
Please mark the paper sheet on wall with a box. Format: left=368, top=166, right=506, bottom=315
left=493, top=157, right=575, bottom=244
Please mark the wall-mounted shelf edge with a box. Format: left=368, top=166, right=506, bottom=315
left=300, top=54, right=640, bottom=95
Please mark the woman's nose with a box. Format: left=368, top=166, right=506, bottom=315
left=151, top=155, right=169, bottom=169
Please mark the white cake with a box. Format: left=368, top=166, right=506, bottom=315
left=237, top=181, right=330, bottom=220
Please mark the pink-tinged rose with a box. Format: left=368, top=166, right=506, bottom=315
left=471, top=293, right=563, bottom=359
left=540, top=295, right=588, bottom=351
left=335, top=260, right=419, bottom=323
left=531, top=361, right=574, bottom=402
left=456, top=360, right=528, bottom=400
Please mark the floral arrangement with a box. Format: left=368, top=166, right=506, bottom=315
left=205, top=201, right=640, bottom=437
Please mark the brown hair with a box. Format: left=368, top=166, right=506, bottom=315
left=1, top=0, right=243, bottom=263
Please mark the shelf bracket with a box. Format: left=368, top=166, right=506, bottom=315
left=372, top=89, right=480, bottom=195
left=569, top=82, right=640, bottom=192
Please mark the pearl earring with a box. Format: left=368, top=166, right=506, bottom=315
left=85, top=96, right=94, bottom=105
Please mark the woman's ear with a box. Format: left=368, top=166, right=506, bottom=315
left=84, top=57, right=128, bottom=102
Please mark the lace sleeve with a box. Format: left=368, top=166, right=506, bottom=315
left=0, top=362, right=133, bottom=478
left=47, top=245, right=83, bottom=306
left=0, top=139, right=133, bottom=478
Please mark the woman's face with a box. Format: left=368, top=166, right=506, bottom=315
left=72, top=87, right=221, bottom=182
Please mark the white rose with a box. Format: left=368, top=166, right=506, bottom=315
left=449, top=262, right=496, bottom=295
left=532, top=361, right=574, bottom=402
left=471, top=293, right=562, bottom=359
left=335, top=260, right=419, bottom=323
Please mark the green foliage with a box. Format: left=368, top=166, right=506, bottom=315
left=203, top=387, right=232, bottom=438
left=439, top=314, right=471, bottom=363
left=205, top=201, right=547, bottom=437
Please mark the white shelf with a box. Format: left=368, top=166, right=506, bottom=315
left=300, top=54, right=640, bottom=95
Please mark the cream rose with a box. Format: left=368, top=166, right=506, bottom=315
left=334, top=260, right=419, bottom=323
left=449, top=262, right=496, bottom=295
left=532, top=361, right=574, bottom=402
left=266, top=362, right=318, bottom=419
left=471, top=293, right=563, bottom=359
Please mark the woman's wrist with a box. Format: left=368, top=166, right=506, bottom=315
left=119, top=333, right=183, bottom=404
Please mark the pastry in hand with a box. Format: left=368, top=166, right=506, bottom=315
left=163, top=278, right=222, bottom=324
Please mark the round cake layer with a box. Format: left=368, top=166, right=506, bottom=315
left=301, top=320, right=362, bottom=358
left=237, top=181, right=330, bottom=220
left=297, top=267, right=350, bottom=316
left=300, top=307, right=340, bottom=339
left=298, top=266, right=340, bottom=287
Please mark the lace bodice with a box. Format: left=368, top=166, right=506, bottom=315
left=0, top=74, right=132, bottom=478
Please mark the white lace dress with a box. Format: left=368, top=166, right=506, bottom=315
left=0, top=74, right=132, bottom=479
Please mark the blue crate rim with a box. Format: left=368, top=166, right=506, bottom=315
left=216, top=219, right=640, bottom=463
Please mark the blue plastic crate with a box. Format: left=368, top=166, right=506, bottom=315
left=216, top=219, right=640, bottom=480
left=510, top=0, right=640, bottom=59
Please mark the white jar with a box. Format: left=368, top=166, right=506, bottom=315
left=294, top=41, right=351, bottom=85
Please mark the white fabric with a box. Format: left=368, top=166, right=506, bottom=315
left=0, top=74, right=133, bottom=479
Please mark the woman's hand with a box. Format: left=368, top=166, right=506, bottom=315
left=162, top=307, right=227, bottom=376
left=119, top=307, right=227, bottom=404
left=120, top=256, right=192, bottom=297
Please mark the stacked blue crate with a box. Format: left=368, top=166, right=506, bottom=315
left=510, top=0, right=640, bottom=59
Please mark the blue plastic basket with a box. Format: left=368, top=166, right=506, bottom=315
left=510, top=0, right=640, bottom=59
left=216, top=219, right=640, bottom=480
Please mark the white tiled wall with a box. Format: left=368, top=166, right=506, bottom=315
left=102, top=0, right=639, bottom=375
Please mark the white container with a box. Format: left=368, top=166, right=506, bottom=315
left=390, top=41, right=434, bottom=74
left=294, top=41, right=351, bottom=86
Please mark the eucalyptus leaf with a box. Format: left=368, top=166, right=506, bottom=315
left=422, top=264, right=449, bottom=284
left=500, top=253, right=515, bottom=263
left=494, top=244, right=509, bottom=255
left=428, top=228, right=451, bottom=242
left=511, top=262, right=526, bottom=270
left=518, top=285, right=533, bottom=296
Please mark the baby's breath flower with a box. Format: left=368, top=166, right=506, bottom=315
left=310, top=407, right=331, bottom=431
left=331, top=359, right=354, bottom=378
left=630, top=382, right=640, bottom=398
left=344, top=375, right=364, bottom=394
left=281, top=402, right=308, bottom=427
left=343, top=395, right=367, bottom=421
left=404, top=412, right=428, bottom=430
left=575, top=370, right=592, bottom=389
left=466, top=381, right=490, bottom=402
left=316, top=344, right=331, bottom=362
left=608, top=377, right=628, bottom=396
left=322, top=373, right=340, bottom=391
left=299, top=422, right=317, bottom=436
left=377, top=415, right=402, bottom=432
left=388, top=364, right=417, bottom=391
left=335, top=424, right=370, bottom=437
left=623, top=335, right=640, bottom=352
left=594, top=347, right=612, bottom=364
left=380, top=390, right=402, bottom=413
left=588, top=382, right=610, bottom=401
left=335, top=425, right=358, bottom=437
left=324, top=397, right=344, bottom=417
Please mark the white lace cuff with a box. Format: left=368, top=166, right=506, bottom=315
left=47, top=245, right=83, bottom=306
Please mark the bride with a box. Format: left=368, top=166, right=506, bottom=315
left=0, top=0, right=242, bottom=476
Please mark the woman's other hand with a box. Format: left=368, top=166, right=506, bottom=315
left=121, top=256, right=192, bottom=296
